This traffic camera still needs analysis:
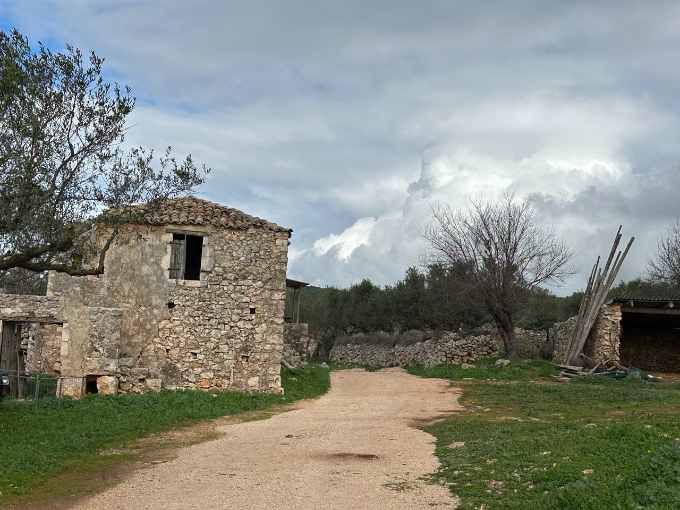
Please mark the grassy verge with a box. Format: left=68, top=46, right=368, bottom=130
left=408, top=358, right=557, bottom=381
left=0, top=365, right=330, bottom=501
left=408, top=361, right=680, bottom=509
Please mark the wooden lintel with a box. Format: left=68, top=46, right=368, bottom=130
left=0, top=317, right=63, bottom=324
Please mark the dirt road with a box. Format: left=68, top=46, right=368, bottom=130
left=73, top=368, right=461, bottom=509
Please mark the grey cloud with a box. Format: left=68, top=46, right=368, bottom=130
left=5, top=1, right=680, bottom=292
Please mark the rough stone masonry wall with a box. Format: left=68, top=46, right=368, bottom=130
left=0, top=294, right=62, bottom=322
left=551, top=316, right=577, bottom=364
left=551, top=304, right=622, bottom=365
left=49, top=223, right=289, bottom=395
left=584, top=303, right=622, bottom=363
left=283, top=323, right=317, bottom=367
left=22, top=322, right=64, bottom=375
left=153, top=227, right=288, bottom=394
left=330, top=327, right=547, bottom=367
left=0, top=295, right=64, bottom=375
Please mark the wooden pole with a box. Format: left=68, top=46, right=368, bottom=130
left=566, top=228, right=634, bottom=365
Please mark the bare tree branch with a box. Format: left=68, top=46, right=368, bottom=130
left=425, top=193, right=573, bottom=358
left=649, top=221, right=680, bottom=287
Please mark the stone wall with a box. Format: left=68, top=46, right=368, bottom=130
left=584, top=304, right=622, bottom=363
left=330, top=327, right=547, bottom=367
left=551, top=316, right=577, bottom=364
left=551, top=304, right=622, bottom=365
left=22, top=322, right=64, bottom=375
left=0, top=294, right=62, bottom=322
left=0, top=296, right=64, bottom=377
left=283, top=323, right=317, bottom=367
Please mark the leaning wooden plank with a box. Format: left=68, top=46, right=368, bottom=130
left=566, top=228, right=634, bottom=365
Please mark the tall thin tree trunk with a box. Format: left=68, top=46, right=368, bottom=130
left=493, top=307, right=517, bottom=359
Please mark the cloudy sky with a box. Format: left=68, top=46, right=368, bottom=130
left=3, top=1, right=680, bottom=294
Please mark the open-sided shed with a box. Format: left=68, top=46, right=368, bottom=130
left=615, top=297, right=680, bottom=372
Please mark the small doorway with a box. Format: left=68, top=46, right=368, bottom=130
left=85, top=375, right=99, bottom=395
left=0, top=322, right=26, bottom=398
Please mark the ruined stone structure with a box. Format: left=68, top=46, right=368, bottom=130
left=553, top=297, right=680, bottom=372
left=0, top=197, right=291, bottom=397
left=282, top=322, right=318, bottom=367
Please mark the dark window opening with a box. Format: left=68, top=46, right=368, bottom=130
left=169, top=234, right=204, bottom=281
left=85, top=375, right=99, bottom=395
left=249, top=306, right=256, bottom=314
left=167, top=301, right=176, bottom=309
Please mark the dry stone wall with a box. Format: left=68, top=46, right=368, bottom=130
left=551, top=316, right=577, bottom=364
left=551, top=304, right=622, bottom=365
left=283, top=323, right=317, bottom=367
left=584, top=304, right=622, bottom=363
left=330, top=327, right=547, bottom=367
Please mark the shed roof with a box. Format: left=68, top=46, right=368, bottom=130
left=611, top=296, right=680, bottom=308
left=104, top=196, right=291, bottom=233
left=286, top=278, right=310, bottom=289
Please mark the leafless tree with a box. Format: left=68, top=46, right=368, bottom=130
left=425, top=194, right=573, bottom=358
left=649, top=221, right=680, bottom=287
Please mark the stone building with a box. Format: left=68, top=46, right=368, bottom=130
left=553, top=296, right=680, bottom=372
left=0, top=197, right=291, bottom=397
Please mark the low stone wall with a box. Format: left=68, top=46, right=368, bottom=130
left=330, top=327, right=547, bottom=367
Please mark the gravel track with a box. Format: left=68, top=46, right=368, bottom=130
left=73, top=368, right=461, bottom=509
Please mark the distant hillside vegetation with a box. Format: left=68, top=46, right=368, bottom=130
left=286, top=266, right=680, bottom=360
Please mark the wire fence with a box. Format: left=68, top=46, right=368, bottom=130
left=0, top=370, right=85, bottom=407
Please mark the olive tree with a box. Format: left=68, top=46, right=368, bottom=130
left=425, top=194, right=572, bottom=358
left=0, top=29, right=208, bottom=277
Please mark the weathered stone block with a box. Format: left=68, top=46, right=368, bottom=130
left=97, top=376, right=118, bottom=395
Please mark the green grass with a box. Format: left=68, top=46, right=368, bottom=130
left=409, top=361, right=680, bottom=509
left=407, top=358, right=558, bottom=381
left=0, top=365, right=330, bottom=501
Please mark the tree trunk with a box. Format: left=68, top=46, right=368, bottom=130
left=493, top=308, right=518, bottom=359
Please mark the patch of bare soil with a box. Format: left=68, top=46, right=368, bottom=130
left=66, top=368, right=462, bottom=509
